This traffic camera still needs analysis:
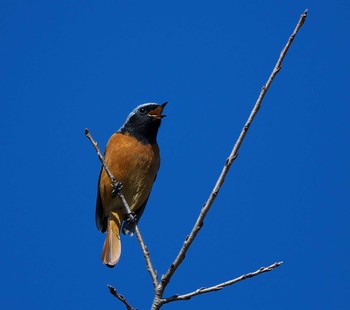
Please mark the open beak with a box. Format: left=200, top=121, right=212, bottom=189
left=148, top=101, right=168, bottom=119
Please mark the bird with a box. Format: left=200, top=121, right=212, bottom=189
left=95, top=102, right=167, bottom=267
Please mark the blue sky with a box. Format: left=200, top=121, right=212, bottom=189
left=1, top=1, right=349, bottom=309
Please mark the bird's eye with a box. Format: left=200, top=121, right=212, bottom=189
left=139, top=107, right=147, bottom=114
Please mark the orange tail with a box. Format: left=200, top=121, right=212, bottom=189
left=101, top=213, right=122, bottom=268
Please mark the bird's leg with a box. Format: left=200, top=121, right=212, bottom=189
left=111, top=182, right=123, bottom=197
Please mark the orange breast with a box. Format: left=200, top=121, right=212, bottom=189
left=99, top=132, right=160, bottom=215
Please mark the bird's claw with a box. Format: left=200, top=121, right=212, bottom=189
left=125, top=212, right=137, bottom=225
left=111, top=182, right=123, bottom=197
left=122, top=212, right=137, bottom=236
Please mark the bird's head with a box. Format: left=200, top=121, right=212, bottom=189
left=119, top=102, right=167, bottom=144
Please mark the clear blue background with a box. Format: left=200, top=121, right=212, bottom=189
left=1, top=1, right=349, bottom=309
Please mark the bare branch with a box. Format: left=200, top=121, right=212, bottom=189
left=85, top=129, right=159, bottom=287
left=153, top=9, right=308, bottom=307
left=87, top=9, right=307, bottom=310
left=162, top=261, right=283, bottom=304
left=107, top=285, right=137, bottom=310
left=84, top=128, right=119, bottom=190
left=135, top=225, right=159, bottom=288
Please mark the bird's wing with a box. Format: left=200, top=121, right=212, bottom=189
left=96, top=168, right=108, bottom=233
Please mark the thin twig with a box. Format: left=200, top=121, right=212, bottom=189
left=85, top=128, right=158, bottom=287
left=162, top=261, right=283, bottom=304
left=84, top=129, right=119, bottom=190
left=152, top=9, right=308, bottom=309
left=135, top=225, right=159, bottom=288
left=107, top=285, right=137, bottom=310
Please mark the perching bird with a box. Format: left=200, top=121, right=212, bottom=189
left=96, top=102, right=167, bottom=267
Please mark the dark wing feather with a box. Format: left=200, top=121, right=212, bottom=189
left=96, top=168, right=107, bottom=233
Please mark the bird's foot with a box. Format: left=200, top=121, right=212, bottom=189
left=122, top=212, right=137, bottom=236
left=111, top=182, right=123, bottom=197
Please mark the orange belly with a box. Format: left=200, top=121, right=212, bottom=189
left=99, top=132, right=160, bottom=216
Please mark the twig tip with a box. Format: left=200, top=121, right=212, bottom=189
left=107, top=284, right=115, bottom=291
left=84, top=128, right=90, bottom=135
